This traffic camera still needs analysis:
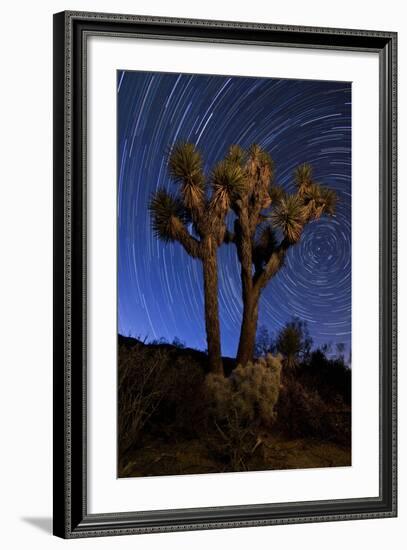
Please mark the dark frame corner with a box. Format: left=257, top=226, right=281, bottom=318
left=53, top=10, right=397, bottom=539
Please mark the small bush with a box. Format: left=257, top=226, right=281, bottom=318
left=204, top=354, right=282, bottom=469
left=276, top=376, right=351, bottom=444
left=157, top=356, right=206, bottom=437
left=118, top=340, right=207, bottom=455
left=118, top=345, right=173, bottom=458
left=300, top=349, right=351, bottom=405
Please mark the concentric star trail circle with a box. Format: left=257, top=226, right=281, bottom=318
left=117, top=71, right=351, bottom=358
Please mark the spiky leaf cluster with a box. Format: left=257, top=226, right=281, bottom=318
left=168, top=142, right=204, bottom=187
left=294, top=163, right=313, bottom=195
left=227, top=144, right=246, bottom=165
left=265, top=162, right=337, bottom=244
left=271, top=194, right=307, bottom=243
left=210, top=159, right=247, bottom=212
left=301, top=181, right=337, bottom=221
left=168, top=142, right=205, bottom=213
left=319, top=187, right=337, bottom=216
left=149, top=188, right=187, bottom=242
left=269, top=184, right=284, bottom=203
left=248, top=143, right=273, bottom=167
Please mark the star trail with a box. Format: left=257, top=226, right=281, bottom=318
left=117, top=71, right=351, bottom=359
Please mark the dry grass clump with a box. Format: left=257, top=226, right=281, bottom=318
left=118, top=346, right=175, bottom=457
left=276, top=376, right=350, bottom=444
left=118, top=341, right=207, bottom=461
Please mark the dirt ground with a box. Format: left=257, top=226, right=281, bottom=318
left=119, top=434, right=351, bottom=478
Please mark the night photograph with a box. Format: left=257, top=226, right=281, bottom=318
left=117, top=70, right=352, bottom=477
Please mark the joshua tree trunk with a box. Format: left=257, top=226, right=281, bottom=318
left=236, top=293, right=259, bottom=366
left=235, top=226, right=289, bottom=366
left=202, top=238, right=223, bottom=375
left=234, top=210, right=260, bottom=367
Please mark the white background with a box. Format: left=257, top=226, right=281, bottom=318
left=0, top=0, right=405, bottom=548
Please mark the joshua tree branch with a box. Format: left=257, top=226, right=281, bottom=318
left=171, top=216, right=202, bottom=259
left=248, top=196, right=267, bottom=236
left=235, top=205, right=254, bottom=295
left=253, top=238, right=291, bottom=292
left=224, top=229, right=235, bottom=243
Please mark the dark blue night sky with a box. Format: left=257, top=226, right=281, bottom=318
left=117, top=71, right=351, bottom=359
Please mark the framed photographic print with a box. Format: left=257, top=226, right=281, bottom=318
left=53, top=11, right=397, bottom=538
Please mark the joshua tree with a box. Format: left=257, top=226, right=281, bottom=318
left=149, top=142, right=239, bottom=374
left=150, top=141, right=336, bottom=371
left=221, top=144, right=337, bottom=366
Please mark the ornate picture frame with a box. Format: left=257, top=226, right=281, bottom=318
left=53, top=11, right=397, bottom=538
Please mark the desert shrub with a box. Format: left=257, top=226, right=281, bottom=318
left=276, top=376, right=351, bottom=444
left=171, top=337, right=186, bottom=349
left=118, top=339, right=208, bottom=450
left=156, top=356, right=206, bottom=437
left=300, top=349, right=351, bottom=405
left=204, top=354, right=282, bottom=469
left=118, top=345, right=174, bottom=457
